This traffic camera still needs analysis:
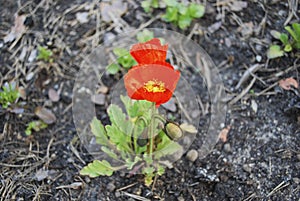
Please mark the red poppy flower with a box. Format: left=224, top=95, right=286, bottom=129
left=124, top=61, right=180, bottom=107
left=130, top=38, right=168, bottom=64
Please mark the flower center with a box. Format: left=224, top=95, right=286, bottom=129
left=143, top=80, right=166, bottom=93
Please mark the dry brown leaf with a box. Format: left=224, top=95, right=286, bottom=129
left=279, top=77, right=299, bottom=90
left=4, top=14, right=26, bottom=43
left=219, top=126, right=230, bottom=142
left=35, top=106, right=56, bottom=124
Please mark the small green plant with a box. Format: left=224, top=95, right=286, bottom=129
left=141, top=0, right=205, bottom=29
left=107, top=48, right=137, bottom=74
left=0, top=82, right=20, bottom=109
left=80, top=96, right=182, bottom=186
left=37, top=46, right=54, bottom=62
left=141, top=0, right=159, bottom=13
left=107, top=30, right=155, bottom=74
left=137, top=29, right=154, bottom=43
left=267, top=23, right=300, bottom=59
left=25, top=120, right=48, bottom=136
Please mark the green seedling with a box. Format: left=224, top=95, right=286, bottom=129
left=267, top=23, right=300, bottom=59
left=107, top=48, right=137, bottom=75
left=37, top=46, right=54, bottom=62
left=141, top=0, right=159, bottom=13
left=141, top=0, right=205, bottom=30
left=80, top=95, right=182, bottom=186
left=25, top=120, right=48, bottom=136
left=0, top=82, right=20, bottom=109
left=137, top=29, right=154, bottom=43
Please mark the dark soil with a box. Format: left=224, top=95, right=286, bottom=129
left=1, top=0, right=300, bottom=201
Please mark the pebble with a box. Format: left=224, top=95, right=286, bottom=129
left=293, top=178, right=300, bottom=184
left=107, top=181, right=116, bottom=192
left=177, top=196, right=185, bottom=201
left=297, top=154, right=300, bottom=161
left=91, top=94, right=106, bottom=105
left=162, top=98, right=177, bottom=112
left=26, top=72, right=35, bottom=81
left=223, top=143, right=231, bottom=153
left=186, top=149, right=198, bottom=162
left=256, top=55, right=262, bottom=62
left=242, top=164, right=253, bottom=173
left=115, top=191, right=121, bottom=198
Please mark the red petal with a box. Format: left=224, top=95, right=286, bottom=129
left=130, top=38, right=168, bottom=64
left=124, top=63, right=180, bottom=106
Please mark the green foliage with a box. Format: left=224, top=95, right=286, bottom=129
left=141, top=0, right=159, bottom=13
left=80, top=95, right=182, bottom=186
left=37, top=46, right=53, bottom=62
left=107, top=47, right=137, bottom=75
left=137, top=29, right=154, bottom=43
left=0, top=82, right=20, bottom=109
left=268, top=23, right=300, bottom=59
left=80, top=160, right=115, bottom=177
left=141, top=0, right=205, bottom=29
left=25, top=120, right=48, bottom=136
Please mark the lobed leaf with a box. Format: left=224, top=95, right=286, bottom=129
left=80, top=160, right=115, bottom=177
left=188, top=3, right=205, bottom=18
left=90, top=117, right=109, bottom=146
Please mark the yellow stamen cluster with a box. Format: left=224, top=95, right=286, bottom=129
left=143, top=80, right=166, bottom=93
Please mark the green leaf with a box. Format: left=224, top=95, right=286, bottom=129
left=270, top=30, right=281, bottom=39
left=178, top=15, right=192, bottom=29
left=163, top=0, right=178, bottom=7
left=154, top=131, right=182, bottom=159
left=90, top=117, right=109, bottom=146
left=294, top=41, right=300, bottom=49
left=141, top=0, right=152, bottom=13
left=105, top=124, right=132, bottom=153
left=37, top=46, right=53, bottom=62
left=285, top=26, right=298, bottom=42
left=157, top=165, right=165, bottom=176
left=101, top=146, right=119, bottom=160
left=113, top=47, right=136, bottom=69
left=25, top=120, right=48, bottom=136
left=178, top=3, right=188, bottom=15
left=80, top=160, right=115, bottom=177
left=144, top=172, right=154, bottom=186
left=162, top=7, right=178, bottom=22
left=267, top=45, right=284, bottom=59
left=279, top=33, right=289, bottom=45
left=0, top=82, right=20, bottom=109
left=284, top=44, right=292, bottom=52
left=113, top=47, right=128, bottom=56
left=292, top=23, right=300, bottom=41
left=152, top=0, right=159, bottom=8
left=125, top=156, right=141, bottom=169
left=137, top=29, right=154, bottom=43
left=188, top=3, right=205, bottom=18
left=107, top=105, right=133, bottom=135
left=107, top=63, right=120, bottom=74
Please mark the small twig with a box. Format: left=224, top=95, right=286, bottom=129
left=229, top=77, right=256, bottom=105
left=235, top=64, right=263, bottom=89
left=267, top=181, right=290, bottom=197
left=121, top=191, right=151, bottom=201
left=116, top=182, right=138, bottom=192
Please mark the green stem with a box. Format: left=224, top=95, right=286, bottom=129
left=133, top=116, right=147, bottom=153
left=148, top=103, right=156, bottom=156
